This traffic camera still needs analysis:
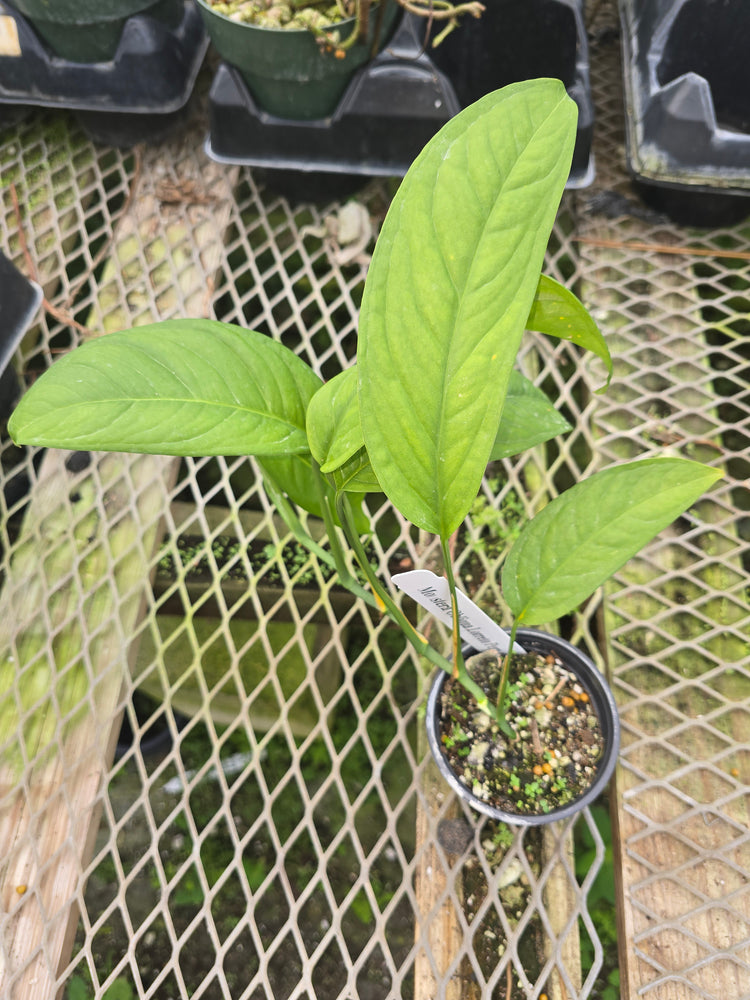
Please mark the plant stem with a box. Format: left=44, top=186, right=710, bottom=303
left=336, top=490, right=404, bottom=616
left=313, top=467, right=381, bottom=609
left=439, top=534, right=464, bottom=680
left=260, top=464, right=377, bottom=610
left=262, top=466, right=498, bottom=718
left=335, top=491, right=496, bottom=717
left=495, top=618, right=522, bottom=738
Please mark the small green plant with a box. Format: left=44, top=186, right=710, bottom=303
left=9, top=80, right=721, bottom=735
left=204, top=0, right=485, bottom=51
left=66, top=974, right=136, bottom=1000
left=466, top=481, right=526, bottom=561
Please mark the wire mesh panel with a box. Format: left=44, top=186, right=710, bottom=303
left=578, top=4, right=750, bottom=997
left=1, top=5, right=748, bottom=999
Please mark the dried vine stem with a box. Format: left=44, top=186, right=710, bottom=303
left=9, top=183, right=88, bottom=337
left=8, top=146, right=143, bottom=342
left=340, top=0, right=485, bottom=50
left=576, top=234, right=750, bottom=262
left=395, top=0, right=484, bottom=46
left=396, top=0, right=484, bottom=21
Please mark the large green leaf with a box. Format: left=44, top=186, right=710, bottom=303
left=491, top=370, right=571, bottom=461
left=260, top=454, right=370, bottom=532
left=306, top=367, right=362, bottom=473
left=358, top=79, right=578, bottom=538
left=527, top=274, right=613, bottom=389
left=502, top=458, right=723, bottom=624
left=330, top=448, right=380, bottom=495
left=306, top=367, right=379, bottom=496
left=9, top=320, right=322, bottom=457
left=259, top=455, right=324, bottom=518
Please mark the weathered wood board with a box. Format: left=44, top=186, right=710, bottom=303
left=0, top=132, right=239, bottom=998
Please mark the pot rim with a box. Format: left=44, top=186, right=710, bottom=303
left=425, top=627, right=621, bottom=826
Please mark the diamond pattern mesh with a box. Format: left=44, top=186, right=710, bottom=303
left=1, top=4, right=749, bottom=998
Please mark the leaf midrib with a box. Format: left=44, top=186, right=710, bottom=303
left=432, top=99, right=565, bottom=536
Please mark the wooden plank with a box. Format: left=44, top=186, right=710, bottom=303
left=542, top=822, right=583, bottom=999
left=0, top=136, right=239, bottom=998
left=522, top=348, right=584, bottom=1000
left=411, top=343, right=588, bottom=999
left=412, top=529, right=476, bottom=1000
left=413, top=741, right=477, bottom=1000
left=0, top=450, right=171, bottom=1000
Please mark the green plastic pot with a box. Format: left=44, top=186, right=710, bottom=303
left=12, top=0, right=183, bottom=62
left=196, top=0, right=400, bottom=120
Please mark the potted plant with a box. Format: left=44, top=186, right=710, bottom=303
left=8, top=79, right=721, bottom=823
left=195, top=0, right=484, bottom=120
left=1, top=1, right=208, bottom=146
left=8, top=0, right=185, bottom=62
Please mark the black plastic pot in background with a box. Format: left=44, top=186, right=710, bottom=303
left=205, top=0, right=594, bottom=190
left=620, top=0, right=750, bottom=226
left=427, top=0, right=593, bottom=184
left=0, top=251, right=41, bottom=422
left=425, top=629, right=621, bottom=827
left=115, top=690, right=190, bottom=761
left=0, top=1, right=207, bottom=146
left=9, top=0, right=181, bottom=62
left=0, top=251, right=42, bottom=515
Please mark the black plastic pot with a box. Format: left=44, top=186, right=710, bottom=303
left=0, top=251, right=41, bottom=422
left=9, top=0, right=180, bottom=62
left=0, top=1, right=207, bottom=145
left=115, top=690, right=189, bottom=761
left=205, top=1, right=593, bottom=188
left=425, top=628, right=620, bottom=827
left=620, top=0, right=750, bottom=226
left=0, top=251, right=42, bottom=516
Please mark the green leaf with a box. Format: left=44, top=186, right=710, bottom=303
left=9, top=320, right=322, bottom=457
left=502, top=458, right=723, bottom=623
left=358, top=79, right=578, bottom=538
left=491, top=370, right=571, bottom=461
left=306, top=368, right=379, bottom=496
left=103, top=980, right=136, bottom=1000
left=306, top=367, right=363, bottom=473
left=527, top=274, right=612, bottom=390
left=259, top=454, right=324, bottom=519
left=260, top=455, right=372, bottom=534
left=330, top=447, right=380, bottom=494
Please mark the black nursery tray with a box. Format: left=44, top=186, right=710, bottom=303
left=0, top=0, right=207, bottom=135
left=620, top=0, right=750, bottom=225
left=0, top=250, right=41, bottom=421
left=0, top=251, right=42, bottom=514
left=205, top=0, right=594, bottom=188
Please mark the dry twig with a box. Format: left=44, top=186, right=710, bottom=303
left=9, top=145, right=144, bottom=339
left=10, top=182, right=88, bottom=336
left=576, top=234, right=750, bottom=262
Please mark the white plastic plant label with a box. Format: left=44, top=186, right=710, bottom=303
left=391, top=569, right=525, bottom=654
